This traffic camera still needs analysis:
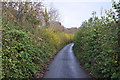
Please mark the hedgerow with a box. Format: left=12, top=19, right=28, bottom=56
left=2, top=24, right=72, bottom=78
left=73, top=2, right=120, bottom=78
left=1, top=2, right=73, bottom=78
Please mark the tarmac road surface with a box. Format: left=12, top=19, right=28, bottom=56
left=44, top=43, right=90, bottom=78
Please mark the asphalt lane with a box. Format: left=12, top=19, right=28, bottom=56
left=44, top=43, right=90, bottom=78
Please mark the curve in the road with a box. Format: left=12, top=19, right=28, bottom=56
left=44, top=43, right=90, bottom=78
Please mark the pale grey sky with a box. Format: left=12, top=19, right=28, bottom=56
left=43, top=0, right=119, bottom=28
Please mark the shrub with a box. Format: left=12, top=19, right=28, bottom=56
left=1, top=2, right=73, bottom=78
left=73, top=15, right=120, bottom=78
left=2, top=24, right=73, bottom=78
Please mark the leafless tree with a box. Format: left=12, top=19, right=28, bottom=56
left=48, top=4, right=60, bottom=22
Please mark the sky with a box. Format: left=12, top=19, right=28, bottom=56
left=43, top=0, right=119, bottom=28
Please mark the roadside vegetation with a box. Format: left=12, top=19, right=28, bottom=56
left=1, top=2, right=72, bottom=78
left=73, top=1, right=120, bottom=78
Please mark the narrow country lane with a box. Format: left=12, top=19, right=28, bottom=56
left=44, top=43, right=90, bottom=78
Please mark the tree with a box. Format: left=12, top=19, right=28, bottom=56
left=49, top=5, right=60, bottom=22
left=112, top=0, right=120, bottom=63
left=43, top=8, right=49, bottom=27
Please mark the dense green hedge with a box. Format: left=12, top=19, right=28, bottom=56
left=2, top=24, right=72, bottom=78
left=1, top=2, right=73, bottom=78
left=73, top=14, right=120, bottom=78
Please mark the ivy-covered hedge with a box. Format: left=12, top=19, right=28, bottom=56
left=2, top=24, right=72, bottom=78
left=73, top=15, right=120, bottom=78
